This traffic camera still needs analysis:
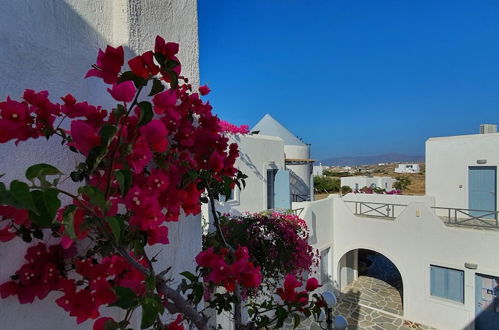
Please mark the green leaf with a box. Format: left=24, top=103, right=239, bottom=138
left=104, top=319, right=120, bottom=330
left=62, top=205, right=77, bottom=239
left=106, top=216, right=122, bottom=242
left=180, top=271, right=198, bottom=283
left=293, top=314, right=301, bottom=329
left=153, top=53, right=166, bottom=67
left=149, top=79, right=165, bottom=96
left=10, top=180, right=38, bottom=214
left=168, top=71, right=179, bottom=89
left=141, top=297, right=160, bottom=329
left=119, top=71, right=147, bottom=88
left=137, top=102, right=153, bottom=127
left=145, top=276, right=156, bottom=292
left=100, top=124, right=117, bottom=143
left=111, top=287, right=138, bottom=309
left=86, top=145, right=105, bottom=172
left=115, top=169, right=131, bottom=196
left=78, top=185, right=106, bottom=209
left=112, top=104, right=126, bottom=121
left=29, top=189, right=60, bottom=227
left=25, top=163, right=62, bottom=183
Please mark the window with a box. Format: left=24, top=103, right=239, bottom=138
left=320, top=248, right=330, bottom=284
left=219, top=188, right=236, bottom=203
left=267, top=169, right=277, bottom=209
left=430, top=265, right=464, bottom=303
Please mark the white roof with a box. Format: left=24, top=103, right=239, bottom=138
left=251, top=114, right=306, bottom=146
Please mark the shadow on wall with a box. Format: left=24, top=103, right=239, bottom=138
left=290, top=169, right=309, bottom=200
left=238, top=151, right=265, bottom=181
left=308, top=211, right=317, bottom=245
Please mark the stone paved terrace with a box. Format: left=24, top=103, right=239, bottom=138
left=285, top=276, right=435, bottom=330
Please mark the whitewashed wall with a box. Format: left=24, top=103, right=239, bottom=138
left=299, top=195, right=499, bottom=330
left=209, top=134, right=285, bottom=215
left=426, top=133, right=499, bottom=210
left=0, top=1, right=200, bottom=329
left=340, top=176, right=397, bottom=191
left=285, top=144, right=313, bottom=200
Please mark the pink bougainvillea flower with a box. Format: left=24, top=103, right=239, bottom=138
left=0, top=205, right=29, bottom=226
left=154, top=36, right=179, bottom=57
left=147, top=225, right=169, bottom=245
left=195, top=247, right=218, bottom=268
left=85, top=45, right=124, bottom=84
left=126, top=139, right=153, bottom=173
left=107, top=81, right=136, bottom=103
left=0, top=224, right=16, bottom=242
left=69, top=120, right=101, bottom=156
left=305, top=277, right=321, bottom=292
left=165, top=314, right=184, bottom=330
left=0, top=281, right=17, bottom=298
left=218, top=120, right=249, bottom=135
left=152, top=89, right=177, bottom=115
left=140, top=119, right=169, bottom=152
left=154, top=36, right=181, bottom=80
left=128, top=51, right=160, bottom=79
left=208, top=152, right=224, bottom=172
left=60, top=235, right=74, bottom=250
left=199, top=85, right=211, bottom=96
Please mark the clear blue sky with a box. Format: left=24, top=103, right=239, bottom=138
left=198, top=0, right=499, bottom=160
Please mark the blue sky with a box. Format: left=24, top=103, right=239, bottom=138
left=198, top=0, right=499, bottom=160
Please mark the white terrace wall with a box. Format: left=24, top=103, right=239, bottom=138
left=299, top=195, right=499, bottom=330
left=426, top=133, right=499, bottom=210
left=0, top=1, right=200, bottom=329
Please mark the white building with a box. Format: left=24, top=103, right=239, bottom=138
left=340, top=176, right=396, bottom=191
left=395, top=163, right=421, bottom=173
left=297, top=128, right=499, bottom=330
left=252, top=114, right=314, bottom=202
left=426, top=131, right=499, bottom=215
left=206, top=134, right=289, bottom=217
left=312, top=164, right=324, bottom=177
left=0, top=1, right=200, bottom=329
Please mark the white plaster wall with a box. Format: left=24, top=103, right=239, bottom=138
left=212, top=134, right=285, bottom=215
left=341, top=176, right=396, bottom=191
left=285, top=144, right=312, bottom=199
left=299, top=195, right=499, bottom=330
left=426, top=133, right=499, bottom=210
left=0, top=1, right=201, bottom=329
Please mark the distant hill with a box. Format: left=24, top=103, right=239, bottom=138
left=320, top=153, right=424, bottom=166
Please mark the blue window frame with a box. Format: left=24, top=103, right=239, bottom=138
left=430, top=265, right=464, bottom=303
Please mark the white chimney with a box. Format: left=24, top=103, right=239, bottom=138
left=480, top=124, right=497, bottom=134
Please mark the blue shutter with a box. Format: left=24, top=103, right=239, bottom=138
left=274, top=169, right=291, bottom=209
left=447, top=269, right=464, bottom=303
left=430, top=265, right=464, bottom=303
left=469, top=167, right=496, bottom=217
left=431, top=266, right=447, bottom=298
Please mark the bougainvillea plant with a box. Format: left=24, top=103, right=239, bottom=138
left=0, top=37, right=325, bottom=330
left=203, top=212, right=318, bottom=294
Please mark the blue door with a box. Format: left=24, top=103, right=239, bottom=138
left=274, top=169, right=291, bottom=210
left=469, top=167, right=496, bottom=218
left=475, top=273, right=499, bottom=330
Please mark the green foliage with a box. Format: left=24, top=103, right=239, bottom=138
left=393, top=176, right=411, bottom=190
left=341, top=185, right=352, bottom=195
left=313, top=175, right=340, bottom=193
left=323, top=169, right=352, bottom=177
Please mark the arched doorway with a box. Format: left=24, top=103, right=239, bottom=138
left=338, top=248, right=404, bottom=316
